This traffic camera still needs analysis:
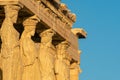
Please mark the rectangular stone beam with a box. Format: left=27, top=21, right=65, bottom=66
left=0, top=0, right=19, bottom=5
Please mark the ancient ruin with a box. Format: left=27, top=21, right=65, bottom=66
left=0, top=0, right=87, bottom=80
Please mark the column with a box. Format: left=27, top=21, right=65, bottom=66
left=39, top=29, right=56, bottom=80
left=1, top=5, right=21, bottom=80
left=55, top=41, right=71, bottom=80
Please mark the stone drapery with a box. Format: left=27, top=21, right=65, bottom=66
left=20, top=15, right=41, bottom=80
left=55, top=41, right=70, bottom=80
left=0, top=5, right=21, bottom=80
left=39, top=29, right=56, bottom=80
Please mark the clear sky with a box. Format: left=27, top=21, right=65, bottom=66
left=62, top=0, right=120, bottom=80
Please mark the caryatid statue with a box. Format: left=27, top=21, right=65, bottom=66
left=70, top=61, right=82, bottom=80
left=55, top=41, right=71, bottom=80
left=0, top=5, right=21, bottom=80
left=70, top=50, right=82, bottom=80
left=39, top=29, right=56, bottom=80
left=20, top=15, right=41, bottom=80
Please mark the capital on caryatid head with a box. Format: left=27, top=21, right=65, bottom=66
left=22, top=15, right=40, bottom=38
left=23, top=15, right=40, bottom=27
left=4, top=5, right=21, bottom=23
left=40, top=29, right=55, bottom=43
left=57, top=41, right=70, bottom=53
left=57, top=41, right=71, bottom=64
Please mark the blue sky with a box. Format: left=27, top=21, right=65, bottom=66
left=62, top=0, right=120, bottom=80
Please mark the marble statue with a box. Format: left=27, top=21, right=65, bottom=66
left=39, top=29, right=56, bottom=80
left=0, top=1, right=86, bottom=80
left=70, top=50, right=82, bottom=80
left=0, top=5, right=21, bottom=80
left=70, top=61, right=81, bottom=80
left=20, top=15, right=41, bottom=80
left=55, top=41, right=70, bottom=80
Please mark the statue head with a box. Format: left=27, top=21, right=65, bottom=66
left=56, top=41, right=70, bottom=55
left=40, top=29, right=55, bottom=43
left=57, top=41, right=70, bottom=50
left=23, top=15, right=39, bottom=36
left=4, top=5, right=21, bottom=23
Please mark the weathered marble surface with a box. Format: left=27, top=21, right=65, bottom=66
left=20, top=15, right=41, bottom=80
left=55, top=41, right=71, bottom=80
left=39, top=29, right=56, bottom=80
left=0, top=1, right=87, bottom=80
left=1, top=5, right=21, bottom=80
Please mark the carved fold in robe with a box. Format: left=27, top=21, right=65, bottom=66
left=20, top=37, right=41, bottom=80
left=70, top=63, right=80, bottom=80
left=55, top=56, right=70, bottom=80
left=39, top=43, right=56, bottom=80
